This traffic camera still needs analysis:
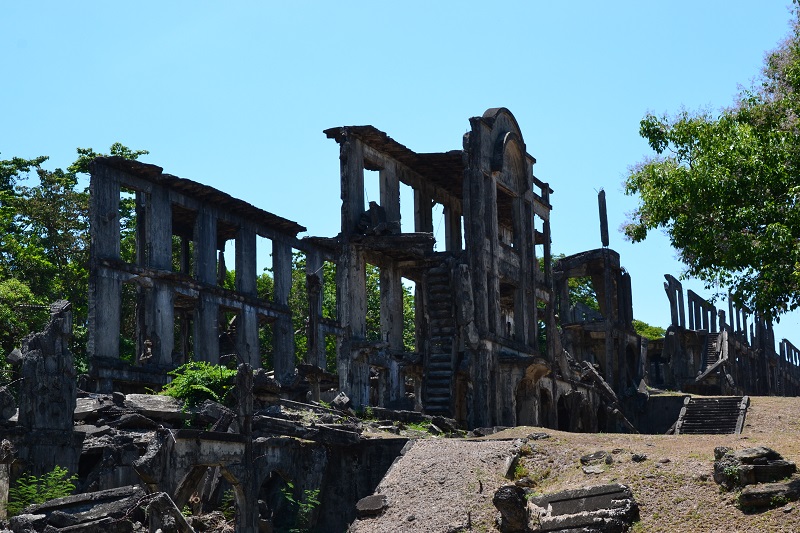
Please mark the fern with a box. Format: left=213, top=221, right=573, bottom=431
left=159, top=361, right=237, bottom=407
left=6, top=466, right=77, bottom=516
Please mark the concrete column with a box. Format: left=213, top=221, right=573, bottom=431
left=414, top=189, right=433, bottom=233
left=88, top=170, right=121, bottom=362
left=193, top=212, right=219, bottom=363
left=194, top=212, right=217, bottom=284
left=380, top=161, right=400, bottom=228
left=236, top=305, right=260, bottom=368
left=235, top=226, right=256, bottom=296
left=147, top=187, right=172, bottom=270
left=341, top=137, right=365, bottom=235
left=90, top=170, right=121, bottom=260
left=338, top=134, right=369, bottom=408
left=194, top=294, right=219, bottom=363
left=380, top=265, right=405, bottom=405
left=444, top=205, right=462, bottom=251
left=306, top=250, right=326, bottom=369
left=89, top=269, right=121, bottom=359
left=337, top=245, right=368, bottom=409
left=151, top=283, right=174, bottom=365
left=273, top=240, right=295, bottom=383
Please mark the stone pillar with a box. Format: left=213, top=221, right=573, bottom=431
left=273, top=240, right=295, bottom=384
left=338, top=245, right=368, bottom=409
left=444, top=205, right=462, bottom=252
left=151, top=284, right=174, bottom=365
left=88, top=170, right=121, bottom=362
left=145, top=187, right=174, bottom=364
left=147, top=187, right=172, bottom=271
left=305, top=250, right=326, bottom=369
left=193, top=212, right=220, bottom=363
left=337, top=135, right=370, bottom=409
left=380, top=265, right=405, bottom=405
left=380, top=161, right=400, bottom=229
left=235, top=226, right=256, bottom=296
left=237, top=305, right=260, bottom=368
left=235, top=227, right=259, bottom=368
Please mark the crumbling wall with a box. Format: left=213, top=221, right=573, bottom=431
left=652, top=274, right=799, bottom=397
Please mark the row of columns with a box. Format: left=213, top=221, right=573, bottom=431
left=90, top=167, right=298, bottom=383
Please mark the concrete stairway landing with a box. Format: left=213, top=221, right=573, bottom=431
left=675, top=396, right=749, bottom=435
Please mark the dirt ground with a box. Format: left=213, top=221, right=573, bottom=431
left=350, top=396, right=800, bottom=533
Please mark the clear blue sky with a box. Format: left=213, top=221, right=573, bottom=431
left=2, top=1, right=797, bottom=342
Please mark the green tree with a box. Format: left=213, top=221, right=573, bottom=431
left=632, top=319, right=666, bottom=341
left=0, top=144, right=147, bottom=367
left=624, top=8, right=800, bottom=319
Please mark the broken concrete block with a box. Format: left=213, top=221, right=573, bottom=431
left=714, top=446, right=796, bottom=489
left=738, top=479, right=800, bottom=509
left=355, top=494, right=387, bottom=518
left=527, top=483, right=639, bottom=532
left=492, top=485, right=528, bottom=532
left=74, top=398, right=102, bottom=421
left=125, top=394, right=187, bottom=423
left=331, top=391, right=351, bottom=410
left=10, top=485, right=147, bottom=532
left=145, top=492, right=196, bottom=533
left=581, top=451, right=613, bottom=466
left=110, top=412, right=161, bottom=430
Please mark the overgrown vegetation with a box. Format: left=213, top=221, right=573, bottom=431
left=0, top=144, right=147, bottom=373
left=632, top=319, right=666, bottom=340
left=6, top=466, right=77, bottom=516
left=280, top=481, right=321, bottom=532
left=159, top=361, right=237, bottom=407
left=624, top=5, right=800, bottom=319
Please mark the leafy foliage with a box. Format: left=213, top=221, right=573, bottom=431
left=159, top=361, right=237, bottom=407
left=0, top=144, right=147, bottom=367
left=632, top=319, right=666, bottom=340
left=623, top=8, right=800, bottom=319
left=6, top=466, right=77, bottom=516
left=280, top=481, right=320, bottom=532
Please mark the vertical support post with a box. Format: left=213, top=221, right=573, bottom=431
left=444, top=205, right=462, bottom=251
left=380, top=265, right=405, bottom=405
left=337, top=135, right=370, bottom=409
left=235, top=226, right=257, bottom=296
left=193, top=212, right=219, bottom=363
left=88, top=169, right=122, bottom=368
left=306, top=250, right=326, bottom=370
left=273, top=240, right=295, bottom=383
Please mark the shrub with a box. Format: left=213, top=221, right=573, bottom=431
left=6, top=466, right=77, bottom=516
left=281, top=481, right=320, bottom=532
left=159, top=361, right=237, bottom=407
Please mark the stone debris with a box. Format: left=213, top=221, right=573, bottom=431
left=492, top=483, right=639, bottom=533
left=714, top=446, right=797, bottom=491
left=3, top=108, right=800, bottom=532
left=355, top=494, right=387, bottom=518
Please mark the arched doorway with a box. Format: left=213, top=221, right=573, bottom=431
left=557, top=395, right=570, bottom=432
left=515, top=378, right=538, bottom=426
left=539, top=388, right=553, bottom=428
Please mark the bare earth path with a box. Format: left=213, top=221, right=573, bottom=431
left=350, top=396, right=800, bottom=533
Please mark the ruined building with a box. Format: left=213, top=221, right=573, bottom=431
left=649, top=275, right=800, bottom=397
left=82, top=106, right=800, bottom=431
left=4, top=107, right=800, bottom=531
left=84, top=108, right=617, bottom=432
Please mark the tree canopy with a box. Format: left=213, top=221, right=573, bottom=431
left=624, top=7, right=800, bottom=320
left=0, top=144, right=147, bottom=368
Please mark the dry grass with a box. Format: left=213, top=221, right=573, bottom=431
left=489, top=396, right=800, bottom=533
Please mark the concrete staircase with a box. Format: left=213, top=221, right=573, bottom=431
left=422, top=263, right=455, bottom=416
left=701, top=332, right=720, bottom=371
left=675, top=396, right=749, bottom=435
